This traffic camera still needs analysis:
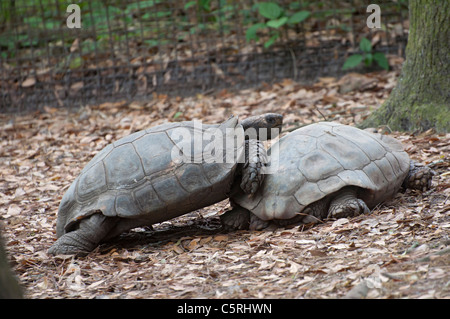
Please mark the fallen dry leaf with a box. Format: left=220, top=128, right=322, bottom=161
left=21, top=77, right=36, bottom=88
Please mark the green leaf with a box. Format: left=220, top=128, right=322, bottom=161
left=45, top=20, right=59, bottom=29
left=199, top=0, right=211, bottom=11
left=245, top=23, right=266, bottom=42
left=107, top=6, right=122, bottom=16
left=288, top=11, right=310, bottom=24
left=266, top=17, right=288, bottom=29
left=364, top=52, right=373, bottom=67
left=257, top=2, right=282, bottom=20
left=264, top=33, right=279, bottom=48
left=140, top=1, right=156, bottom=9
left=289, top=3, right=301, bottom=10
left=69, top=56, right=83, bottom=70
left=359, top=37, right=372, bottom=53
left=126, top=0, right=155, bottom=12
left=144, top=39, right=159, bottom=47
left=173, top=111, right=183, bottom=119
left=342, top=54, right=363, bottom=70
left=24, top=16, right=42, bottom=28
left=156, top=10, right=171, bottom=18
left=184, top=1, right=197, bottom=10
left=373, top=52, right=389, bottom=70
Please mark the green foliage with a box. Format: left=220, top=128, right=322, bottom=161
left=173, top=111, right=183, bottom=119
left=245, top=2, right=310, bottom=48
left=258, top=2, right=282, bottom=20
left=0, top=0, right=172, bottom=59
left=1, top=0, right=404, bottom=74
left=182, top=0, right=236, bottom=36
left=373, top=52, right=389, bottom=70
left=342, top=54, right=363, bottom=70
left=342, top=37, right=389, bottom=71
left=288, top=11, right=311, bottom=24
left=69, top=56, right=83, bottom=70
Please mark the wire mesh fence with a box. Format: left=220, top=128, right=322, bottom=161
left=0, top=0, right=409, bottom=111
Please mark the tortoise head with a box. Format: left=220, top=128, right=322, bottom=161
left=241, top=113, right=283, bottom=140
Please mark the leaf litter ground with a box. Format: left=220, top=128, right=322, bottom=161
left=1, top=68, right=449, bottom=299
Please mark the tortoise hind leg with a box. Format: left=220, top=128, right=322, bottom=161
left=402, top=160, right=434, bottom=191
left=48, top=214, right=118, bottom=256
left=327, top=188, right=370, bottom=219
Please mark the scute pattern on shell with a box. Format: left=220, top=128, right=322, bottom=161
left=56, top=119, right=243, bottom=237
left=232, top=122, right=410, bottom=221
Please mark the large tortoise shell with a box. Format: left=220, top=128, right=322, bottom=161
left=56, top=117, right=244, bottom=237
left=232, top=122, right=410, bottom=221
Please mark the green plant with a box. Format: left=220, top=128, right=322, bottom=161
left=245, top=2, right=310, bottom=48
left=342, top=37, right=389, bottom=70
left=183, top=0, right=235, bottom=36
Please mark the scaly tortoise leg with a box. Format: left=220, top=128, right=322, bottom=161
left=220, top=205, right=270, bottom=231
left=240, top=139, right=267, bottom=195
left=402, top=160, right=434, bottom=191
left=220, top=206, right=250, bottom=230
left=327, top=187, right=370, bottom=219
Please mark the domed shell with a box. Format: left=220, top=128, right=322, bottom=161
left=56, top=117, right=244, bottom=237
left=232, top=122, right=410, bottom=221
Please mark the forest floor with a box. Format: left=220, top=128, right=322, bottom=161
left=1, top=66, right=449, bottom=299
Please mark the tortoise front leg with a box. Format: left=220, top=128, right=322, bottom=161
left=220, top=205, right=270, bottom=231
left=327, top=187, right=370, bottom=219
left=240, top=139, right=267, bottom=195
left=48, top=214, right=118, bottom=256
left=220, top=206, right=251, bottom=231
left=402, top=160, right=434, bottom=191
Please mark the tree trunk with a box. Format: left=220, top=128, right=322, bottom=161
left=361, top=0, right=449, bottom=133
left=0, top=233, right=23, bottom=299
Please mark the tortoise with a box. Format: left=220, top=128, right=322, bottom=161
left=48, top=113, right=283, bottom=255
left=221, top=122, right=433, bottom=230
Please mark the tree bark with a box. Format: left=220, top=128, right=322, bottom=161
left=361, top=0, right=449, bottom=133
left=0, top=233, right=23, bottom=299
